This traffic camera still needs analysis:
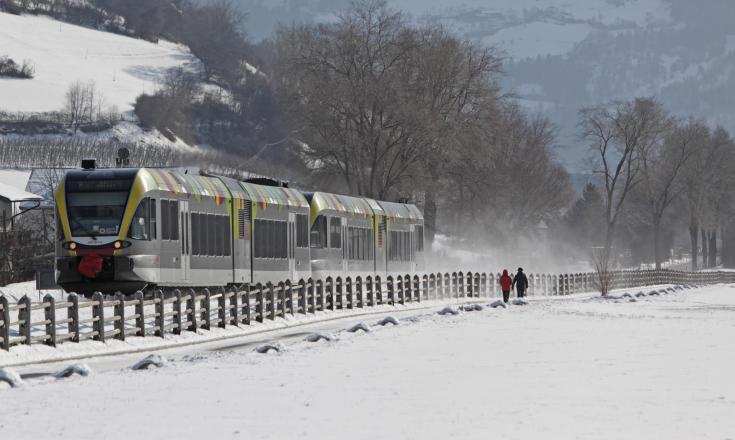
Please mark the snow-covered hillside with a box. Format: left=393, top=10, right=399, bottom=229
left=0, top=12, right=198, bottom=113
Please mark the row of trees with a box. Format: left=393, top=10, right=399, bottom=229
left=569, top=97, right=735, bottom=292
left=273, top=1, right=573, bottom=248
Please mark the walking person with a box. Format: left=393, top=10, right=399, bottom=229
left=512, top=267, right=529, bottom=298
left=499, top=269, right=512, bottom=303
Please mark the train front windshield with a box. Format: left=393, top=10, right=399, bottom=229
left=65, top=171, right=135, bottom=238
left=67, top=192, right=128, bottom=237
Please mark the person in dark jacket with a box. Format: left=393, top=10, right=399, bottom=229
left=512, top=267, right=529, bottom=298
left=499, top=269, right=512, bottom=303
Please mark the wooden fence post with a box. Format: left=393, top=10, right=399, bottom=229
left=243, top=284, right=252, bottom=325
left=254, top=283, right=263, bottom=323
left=450, top=272, right=457, bottom=298
left=404, top=275, right=412, bottom=303
left=18, top=295, right=31, bottom=345
left=307, top=279, right=316, bottom=313
left=387, top=276, right=395, bottom=305
left=422, top=275, right=428, bottom=301
left=154, top=289, right=165, bottom=337
left=0, top=295, right=9, bottom=350
left=326, top=277, right=334, bottom=310
left=298, top=279, right=307, bottom=314
left=230, top=286, right=240, bottom=325
left=345, top=277, right=353, bottom=309
left=200, top=288, right=211, bottom=330
left=68, top=294, right=79, bottom=342
left=217, top=287, right=227, bottom=328
left=114, top=292, right=125, bottom=341
left=135, top=290, right=146, bottom=336
left=285, top=281, right=294, bottom=315
left=92, top=292, right=104, bottom=342
left=187, top=288, right=198, bottom=332
left=44, top=294, right=56, bottom=347
left=266, top=283, right=276, bottom=320
left=173, top=289, right=182, bottom=335
left=277, top=282, right=285, bottom=317
left=316, top=279, right=324, bottom=311
left=375, top=276, right=383, bottom=305
left=396, top=276, right=404, bottom=305
left=356, top=277, right=363, bottom=308
left=335, top=277, right=343, bottom=310
left=366, top=276, right=374, bottom=306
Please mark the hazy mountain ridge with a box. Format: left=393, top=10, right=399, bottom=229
left=235, top=0, right=735, bottom=169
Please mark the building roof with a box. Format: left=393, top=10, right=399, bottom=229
left=0, top=169, right=32, bottom=194
left=0, top=181, right=42, bottom=202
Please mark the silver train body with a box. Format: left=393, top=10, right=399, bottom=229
left=54, top=167, right=424, bottom=295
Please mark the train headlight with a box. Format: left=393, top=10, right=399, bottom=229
left=63, top=242, right=77, bottom=250
left=114, top=240, right=132, bottom=249
left=69, top=242, right=77, bottom=250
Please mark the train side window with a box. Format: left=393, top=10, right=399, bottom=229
left=310, top=215, right=327, bottom=249
left=279, top=221, right=288, bottom=258
left=296, top=214, right=309, bottom=248
left=150, top=199, right=157, bottom=240
left=253, top=219, right=262, bottom=258
left=170, top=200, right=179, bottom=241
left=329, top=217, right=341, bottom=249
left=215, top=215, right=223, bottom=256
left=129, top=198, right=150, bottom=240
left=207, top=214, right=215, bottom=256
left=191, top=213, right=198, bottom=255
left=224, top=215, right=231, bottom=257
left=161, top=200, right=170, bottom=240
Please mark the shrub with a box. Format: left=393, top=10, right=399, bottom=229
left=0, top=56, right=34, bottom=79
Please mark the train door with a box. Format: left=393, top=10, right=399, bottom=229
left=342, top=218, right=348, bottom=274
left=288, top=211, right=296, bottom=281
left=409, top=224, right=415, bottom=274
left=180, top=200, right=190, bottom=281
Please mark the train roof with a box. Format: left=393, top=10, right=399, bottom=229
left=377, top=200, right=423, bottom=221
left=239, top=181, right=308, bottom=209
left=136, top=169, right=308, bottom=208
left=309, top=191, right=375, bottom=217
left=308, top=191, right=422, bottom=221
left=143, top=168, right=235, bottom=202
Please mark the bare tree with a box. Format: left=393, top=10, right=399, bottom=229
left=64, top=80, right=104, bottom=132
left=274, top=0, right=501, bottom=204
left=580, top=97, right=669, bottom=295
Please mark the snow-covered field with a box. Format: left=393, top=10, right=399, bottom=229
left=0, top=12, right=198, bottom=113
left=1, top=284, right=733, bottom=439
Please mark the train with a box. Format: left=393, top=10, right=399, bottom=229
left=54, top=162, right=425, bottom=296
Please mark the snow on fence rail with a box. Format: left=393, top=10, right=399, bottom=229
left=0, top=269, right=731, bottom=351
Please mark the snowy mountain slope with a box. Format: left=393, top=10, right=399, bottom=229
left=0, top=12, right=199, bottom=113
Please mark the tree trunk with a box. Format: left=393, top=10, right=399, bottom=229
left=423, top=189, right=437, bottom=250
left=701, top=228, right=708, bottom=268
left=708, top=229, right=717, bottom=268
left=653, top=221, right=662, bottom=270
left=689, top=224, right=698, bottom=271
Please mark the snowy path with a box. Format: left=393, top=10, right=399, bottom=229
left=1, top=285, right=734, bottom=439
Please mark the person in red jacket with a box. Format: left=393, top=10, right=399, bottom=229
left=499, top=269, right=513, bottom=303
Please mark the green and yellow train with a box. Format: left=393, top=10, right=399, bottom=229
left=54, top=164, right=424, bottom=296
